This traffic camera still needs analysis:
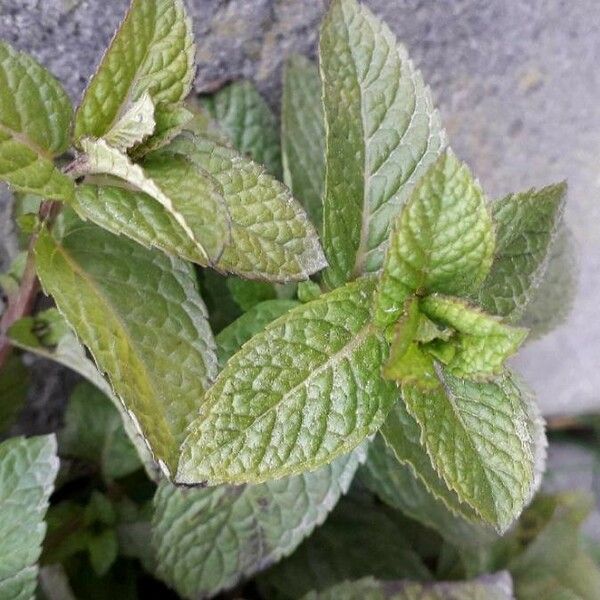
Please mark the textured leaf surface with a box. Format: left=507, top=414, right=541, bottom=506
left=402, top=369, right=539, bottom=531
left=301, top=573, right=515, bottom=600
left=204, top=80, right=282, bottom=177
left=360, top=435, right=495, bottom=548
left=320, top=0, right=445, bottom=288
left=375, top=151, right=495, bottom=328
left=420, top=295, right=527, bottom=379
left=0, top=42, right=73, bottom=200
left=0, top=355, right=28, bottom=434
left=60, top=382, right=141, bottom=480
left=282, top=55, right=325, bottom=229
left=227, top=277, right=277, bottom=312
left=72, top=138, right=229, bottom=265
left=216, top=299, right=299, bottom=367
left=177, top=278, right=396, bottom=485
left=521, top=227, right=577, bottom=340
left=479, top=183, right=566, bottom=320
left=0, top=435, right=59, bottom=600
left=258, top=492, right=430, bottom=599
left=167, top=132, right=326, bottom=281
left=8, top=308, right=158, bottom=479
left=34, top=218, right=217, bottom=475
left=74, top=0, right=195, bottom=141
left=380, top=401, right=481, bottom=523
left=153, top=448, right=364, bottom=599
left=103, top=91, right=156, bottom=151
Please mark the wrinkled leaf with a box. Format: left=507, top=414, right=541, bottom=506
left=0, top=42, right=74, bottom=200
left=71, top=138, right=229, bottom=265
left=8, top=308, right=158, bottom=479
left=0, top=435, right=59, bottom=600
left=103, top=91, right=156, bottom=152
left=282, top=55, right=326, bottom=229
left=74, top=0, right=195, bottom=141
left=402, top=369, right=541, bottom=531
left=258, top=492, right=430, bottom=599
left=216, top=299, right=299, bottom=367
left=167, top=132, right=327, bottom=281
left=177, top=278, right=396, bottom=485
left=301, top=573, right=515, bottom=600
left=59, top=382, right=141, bottom=480
left=204, top=80, right=282, bottom=177
left=153, top=448, right=364, bottom=599
left=34, top=217, right=217, bottom=475
left=375, top=151, right=495, bottom=328
left=479, top=183, right=566, bottom=320
left=320, top=0, right=445, bottom=288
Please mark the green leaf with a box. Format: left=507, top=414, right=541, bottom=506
left=419, top=295, right=528, bottom=379
left=0, top=42, right=74, bottom=200
left=227, top=277, right=277, bottom=311
left=74, top=0, right=195, bottom=141
left=8, top=308, right=158, bottom=480
left=216, top=299, right=299, bottom=367
left=0, top=435, right=59, bottom=600
left=0, top=355, right=29, bottom=434
left=478, top=183, right=567, bottom=320
left=374, top=151, right=495, bottom=328
left=319, top=0, right=445, bottom=288
left=166, top=132, right=327, bottom=281
left=402, top=369, right=541, bottom=532
left=34, top=218, right=217, bottom=476
left=103, top=91, right=156, bottom=151
left=380, top=400, right=482, bottom=523
left=360, top=435, right=496, bottom=548
left=282, top=55, right=326, bottom=230
left=87, top=530, right=118, bottom=577
left=258, top=492, right=430, bottom=599
left=297, top=280, right=322, bottom=303
left=59, top=382, right=141, bottom=480
left=521, top=227, right=577, bottom=340
left=204, top=80, right=282, bottom=177
left=300, top=573, right=515, bottom=600
left=152, top=448, right=364, bottom=599
left=71, top=138, right=230, bottom=266
left=177, top=277, right=396, bottom=485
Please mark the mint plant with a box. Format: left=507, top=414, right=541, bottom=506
left=0, top=0, right=591, bottom=598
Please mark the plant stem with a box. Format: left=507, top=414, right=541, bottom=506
left=0, top=200, right=59, bottom=370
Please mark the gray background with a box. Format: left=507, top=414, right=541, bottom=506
left=1, top=0, right=599, bottom=417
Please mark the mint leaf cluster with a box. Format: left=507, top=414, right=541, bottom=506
left=0, top=0, right=585, bottom=598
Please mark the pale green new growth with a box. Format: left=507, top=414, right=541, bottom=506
left=74, top=0, right=195, bottom=141
left=103, top=91, right=156, bottom=151
left=205, top=80, right=282, bottom=177
left=0, top=42, right=74, bottom=201
left=177, top=278, right=396, bottom=485
left=320, top=0, right=445, bottom=288
left=282, top=55, right=326, bottom=229
left=479, top=183, right=567, bottom=320
left=420, top=295, right=528, bottom=379
left=153, top=448, right=364, bottom=599
left=0, top=435, right=59, bottom=600
left=375, top=150, right=495, bottom=328
left=34, top=218, right=217, bottom=476
left=301, top=573, right=514, bottom=600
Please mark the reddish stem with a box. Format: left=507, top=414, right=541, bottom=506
left=0, top=201, right=59, bottom=370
